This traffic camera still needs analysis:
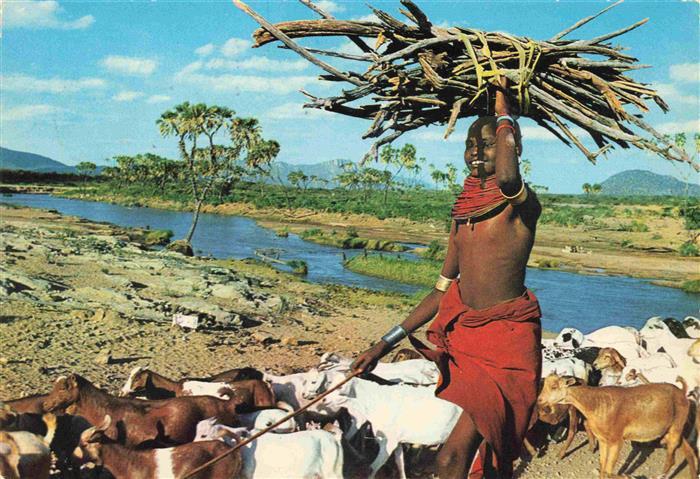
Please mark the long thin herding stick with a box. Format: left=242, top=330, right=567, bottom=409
left=179, top=370, right=362, bottom=479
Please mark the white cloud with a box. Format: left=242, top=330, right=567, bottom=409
left=654, top=83, right=699, bottom=105
left=175, top=69, right=322, bottom=95
left=337, top=40, right=365, bottom=56
left=204, top=57, right=308, bottom=72
left=316, top=0, right=344, bottom=14
left=195, top=43, right=216, bottom=57
left=669, top=63, right=699, bottom=83
left=112, top=91, right=144, bottom=102
left=0, top=74, right=106, bottom=93
left=2, top=104, right=63, bottom=121
left=3, top=1, right=94, bottom=30
left=413, top=129, right=463, bottom=143
left=266, top=102, right=331, bottom=120
left=221, top=38, right=251, bottom=57
left=101, top=55, right=157, bottom=76
left=352, top=14, right=379, bottom=22
left=655, top=119, right=700, bottom=134
left=146, top=94, right=172, bottom=104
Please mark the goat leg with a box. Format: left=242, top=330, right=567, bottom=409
left=678, top=437, right=697, bottom=479
left=558, top=406, right=579, bottom=459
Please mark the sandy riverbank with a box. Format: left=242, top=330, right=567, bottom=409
left=0, top=204, right=694, bottom=478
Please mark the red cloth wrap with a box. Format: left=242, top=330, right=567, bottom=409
left=409, top=280, right=542, bottom=476
left=451, top=175, right=507, bottom=221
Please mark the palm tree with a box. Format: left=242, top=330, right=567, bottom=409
left=582, top=182, right=592, bottom=195
left=158, top=102, right=276, bottom=245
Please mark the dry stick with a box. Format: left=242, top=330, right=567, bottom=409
left=234, top=0, right=366, bottom=87
left=252, top=20, right=385, bottom=47
left=298, top=0, right=374, bottom=54
left=550, top=0, right=625, bottom=41
left=571, top=18, right=649, bottom=46
left=180, top=370, right=362, bottom=479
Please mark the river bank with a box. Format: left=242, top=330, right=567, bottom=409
left=29, top=184, right=699, bottom=290
left=1, top=203, right=693, bottom=479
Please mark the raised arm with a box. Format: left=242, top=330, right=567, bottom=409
left=351, top=221, right=459, bottom=373
left=494, top=77, right=541, bottom=229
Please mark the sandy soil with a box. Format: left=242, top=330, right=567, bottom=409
left=0, top=205, right=696, bottom=478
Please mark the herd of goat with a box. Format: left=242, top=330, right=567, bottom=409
left=0, top=315, right=699, bottom=479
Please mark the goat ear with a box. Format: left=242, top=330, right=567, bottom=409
left=613, top=350, right=627, bottom=368
left=98, top=415, right=112, bottom=432
left=563, top=377, right=577, bottom=387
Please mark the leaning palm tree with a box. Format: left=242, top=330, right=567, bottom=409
left=157, top=102, right=278, bottom=247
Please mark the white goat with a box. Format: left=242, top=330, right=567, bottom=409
left=318, top=352, right=439, bottom=386
left=195, top=419, right=344, bottom=479
left=583, top=325, right=648, bottom=360
left=542, top=357, right=590, bottom=382
left=308, top=370, right=462, bottom=479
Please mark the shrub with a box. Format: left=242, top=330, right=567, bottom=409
left=300, top=228, right=322, bottom=239
left=346, top=226, right=359, bottom=238
left=424, top=240, right=445, bottom=260
left=681, top=279, right=700, bottom=293
left=286, top=259, right=308, bottom=275
left=679, top=241, right=699, bottom=257
left=143, top=229, right=173, bottom=246
left=537, top=259, right=560, bottom=268
left=618, top=220, right=649, bottom=232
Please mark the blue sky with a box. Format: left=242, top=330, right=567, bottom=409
left=1, top=0, right=698, bottom=193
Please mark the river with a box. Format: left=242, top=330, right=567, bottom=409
left=3, top=193, right=698, bottom=333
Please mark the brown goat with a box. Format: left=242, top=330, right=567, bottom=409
left=539, top=374, right=698, bottom=478
left=73, top=415, right=242, bottom=479
left=43, top=374, right=240, bottom=448
left=120, top=367, right=273, bottom=411
left=3, top=394, right=48, bottom=415
left=536, top=376, right=596, bottom=459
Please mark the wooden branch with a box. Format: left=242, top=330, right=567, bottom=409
left=251, top=20, right=385, bottom=47
left=550, top=0, right=625, bottom=41
left=234, top=1, right=365, bottom=86
left=298, top=0, right=374, bottom=53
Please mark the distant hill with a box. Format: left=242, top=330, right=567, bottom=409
left=600, top=169, right=700, bottom=196
left=0, top=147, right=75, bottom=173
left=269, top=159, right=347, bottom=187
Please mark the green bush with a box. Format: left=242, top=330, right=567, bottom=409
left=679, top=241, right=699, bottom=257
left=681, top=279, right=700, bottom=293
left=346, top=226, right=359, bottom=238
left=143, top=229, right=173, bottom=245
left=618, top=220, right=649, bottom=232
left=286, top=259, right=308, bottom=275
left=424, top=240, right=445, bottom=260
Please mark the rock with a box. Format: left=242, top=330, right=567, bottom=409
left=281, top=336, right=298, bottom=346
left=173, top=298, right=242, bottom=329
left=210, top=284, right=246, bottom=301
left=166, top=240, right=194, bottom=256
left=95, top=349, right=113, bottom=365
left=251, top=332, right=276, bottom=345
left=0, top=357, right=7, bottom=365
left=172, top=313, right=199, bottom=330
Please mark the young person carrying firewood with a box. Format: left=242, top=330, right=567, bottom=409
left=352, top=77, right=542, bottom=479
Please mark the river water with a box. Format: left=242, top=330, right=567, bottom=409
left=4, top=193, right=698, bottom=333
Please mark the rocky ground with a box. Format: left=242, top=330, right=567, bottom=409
left=0, top=204, right=694, bottom=478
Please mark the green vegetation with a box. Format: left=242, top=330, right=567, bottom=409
left=143, top=229, right=173, bottom=246
left=157, top=101, right=279, bottom=243
left=679, top=241, right=699, bottom=257
left=299, top=228, right=407, bottom=251
left=539, top=205, right=614, bottom=227
left=344, top=255, right=440, bottom=287
left=285, top=259, right=308, bottom=275
left=617, top=220, right=649, bottom=232
left=681, top=279, right=700, bottom=294
left=537, top=259, right=561, bottom=268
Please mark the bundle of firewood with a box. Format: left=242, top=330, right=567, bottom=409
left=234, top=0, right=695, bottom=169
